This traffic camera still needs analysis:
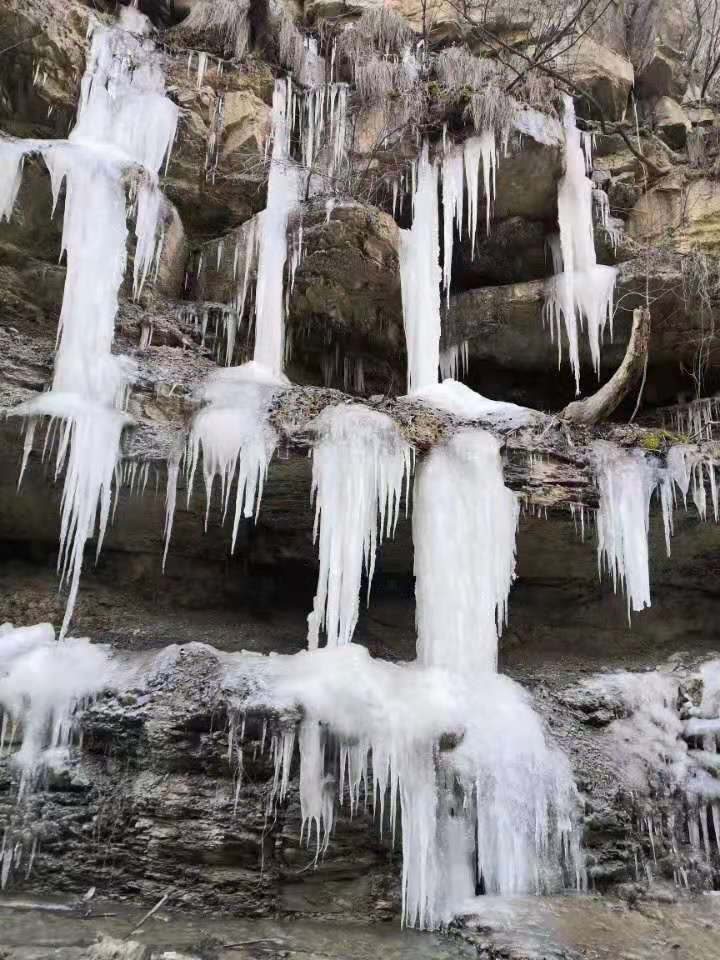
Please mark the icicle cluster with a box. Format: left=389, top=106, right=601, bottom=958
left=0, top=622, right=117, bottom=887
left=594, top=442, right=720, bottom=616
left=306, top=405, right=411, bottom=649
left=237, top=642, right=583, bottom=928
left=163, top=362, right=288, bottom=562
left=580, top=660, right=720, bottom=874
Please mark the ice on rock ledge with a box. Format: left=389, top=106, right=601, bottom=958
left=0, top=622, right=119, bottom=887
left=306, top=404, right=411, bottom=649
left=233, top=643, right=583, bottom=928
left=410, top=379, right=540, bottom=430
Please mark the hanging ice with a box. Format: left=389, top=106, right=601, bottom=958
left=164, top=362, right=288, bottom=560
left=5, top=8, right=178, bottom=638
left=594, top=443, right=655, bottom=615
left=414, top=429, right=519, bottom=673
left=306, top=405, right=411, bottom=649
left=399, top=145, right=442, bottom=392
left=543, top=96, right=617, bottom=393
left=253, top=79, right=300, bottom=374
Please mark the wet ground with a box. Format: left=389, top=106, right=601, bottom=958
left=3, top=893, right=720, bottom=960
left=0, top=896, right=475, bottom=960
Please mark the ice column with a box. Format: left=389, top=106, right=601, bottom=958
left=543, top=96, right=617, bottom=392
left=413, top=429, right=519, bottom=673
left=253, top=79, right=300, bottom=374
left=399, top=145, right=442, bottom=392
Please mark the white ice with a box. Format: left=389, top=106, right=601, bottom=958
left=232, top=642, right=583, bottom=927
left=164, top=362, right=288, bottom=559
left=253, top=79, right=300, bottom=374
left=594, top=442, right=655, bottom=616
left=410, top=379, right=539, bottom=431
left=399, top=144, right=441, bottom=392
left=306, top=405, right=411, bottom=649
left=413, top=429, right=519, bottom=673
left=542, top=96, right=617, bottom=393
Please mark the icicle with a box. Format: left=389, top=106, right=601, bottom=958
left=441, top=148, right=464, bottom=303
left=182, top=363, right=287, bottom=555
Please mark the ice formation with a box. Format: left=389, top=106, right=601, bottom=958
left=412, top=379, right=538, bottom=430
left=580, top=659, right=720, bottom=867
left=594, top=444, right=655, bottom=615
left=0, top=622, right=118, bottom=887
left=414, top=429, right=519, bottom=673
left=2, top=8, right=178, bottom=637
left=253, top=79, right=299, bottom=374
left=163, top=362, right=288, bottom=559
left=306, top=405, right=411, bottom=649
left=399, top=145, right=442, bottom=392
left=543, top=96, right=617, bottom=393
left=594, top=442, right=719, bottom=616
left=235, top=643, right=583, bottom=927
left=440, top=134, right=497, bottom=301
left=439, top=341, right=469, bottom=382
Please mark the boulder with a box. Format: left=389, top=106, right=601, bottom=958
left=564, top=37, right=634, bottom=122
left=652, top=96, right=691, bottom=150
left=636, top=46, right=684, bottom=100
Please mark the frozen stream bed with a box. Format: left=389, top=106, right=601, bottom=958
left=2, top=894, right=720, bottom=960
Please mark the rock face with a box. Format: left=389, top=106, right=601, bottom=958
left=2, top=0, right=720, bottom=938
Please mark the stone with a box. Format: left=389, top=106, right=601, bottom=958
left=564, top=37, right=634, bottom=122
left=627, top=174, right=720, bottom=254
left=652, top=96, right=691, bottom=150
left=636, top=46, right=684, bottom=100
left=85, top=938, right=150, bottom=960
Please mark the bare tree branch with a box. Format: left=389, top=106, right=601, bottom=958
left=560, top=306, right=652, bottom=424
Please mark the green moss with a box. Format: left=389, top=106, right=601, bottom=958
left=639, top=429, right=688, bottom=450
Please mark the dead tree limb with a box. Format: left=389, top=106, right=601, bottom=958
left=561, top=306, right=651, bottom=424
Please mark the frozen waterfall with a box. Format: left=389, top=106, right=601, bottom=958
left=253, top=79, right=300, bottom=374
left=3, top=7, right=178, bottom=637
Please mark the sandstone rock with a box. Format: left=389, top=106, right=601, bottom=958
left=221, top=88, right=272, bottom=162
left=564, top=37, right=634, bottom=122
left=155, top=201, right=189, bottom=299
left=627, top=174, right=720, bottom=253
left=636, top=46, right=684, bottom=100
left=652, top=96, right=691, bottom=150
left=0, top=0, right=89, bottom=140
